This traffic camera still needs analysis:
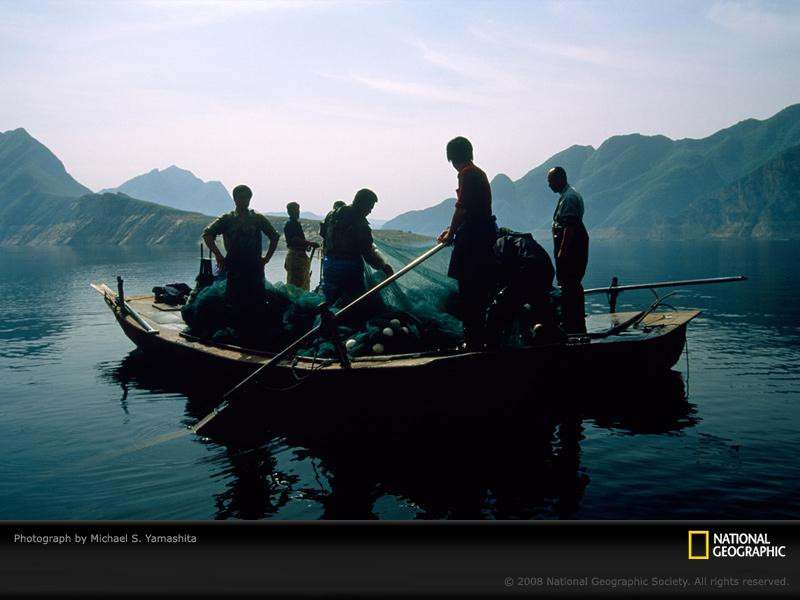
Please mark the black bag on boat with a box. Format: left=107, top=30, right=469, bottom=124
left=153, top=282, right=192, bottom=305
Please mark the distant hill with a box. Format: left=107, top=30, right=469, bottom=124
left=383, top=104, right=800, bottom=239
left=267, top=210, right=326, bottom=221
left=381, top=197, right=455, bottom=238
left=0, top=128, right=91, bottom=199
left=0, top=132, right=219, bottom=245
left=101, top=165, right=231, bottom=216
left=0, top=188, right=211, bottom=246
left=265, top=211, right=389, bottom=228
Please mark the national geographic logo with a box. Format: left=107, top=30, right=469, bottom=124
left=689, top=531, right=787, bottom=560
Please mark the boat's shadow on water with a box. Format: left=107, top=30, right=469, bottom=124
left=102, top=349, right=698, bottom=519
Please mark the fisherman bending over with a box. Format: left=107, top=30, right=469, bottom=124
left=547, top=166, right=589, bottom=334
left=487, top=228, right=561, bottom=347
left=202, top=184, right=279, bottom=332
left=283, top=202, right=319, bottom=291
left=322, top=189, right=393, bottom=306
left=437, top=136, right=497, bottom=351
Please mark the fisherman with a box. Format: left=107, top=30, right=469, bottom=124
left=319, top=200, right=346, bottom=255
left=437, top=136, right=497, bottom=351
left=316, top=200, right=347, bottom=293
left=202, top=184, right=280, bottom=332
left=487, top=228, right=561, bottom=347
left=547, top=166, right=589, bottom=334
left=321, top=189, right=393, bottom=306
left=283, top=202, right=319, bottom=291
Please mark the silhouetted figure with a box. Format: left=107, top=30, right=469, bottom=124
left=283, top=202, right=319, bottom=292
left=321, top=189, right=393, bottom=306
left=319, top=200, right=346, bottom=257
left=316, top=200, right=346, bottom=293
left=547, top=167, right=589, bottom=334
left=487, top=228, right=561, bottom=347
left=437, top=136, right=497, bottom=351
left=202, top=184, right=279, bottom=333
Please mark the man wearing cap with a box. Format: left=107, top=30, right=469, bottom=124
left=321, top=189, right=393, bottom=306
left=283, top=202, right=319, bottom=291
left=547, top=166, right=589, bottom=334
left=203, top=184, right=280, bottom=326
left=437, top=136, right=497, bottom=351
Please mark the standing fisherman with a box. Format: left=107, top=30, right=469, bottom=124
left=316, top=200, right=346, bottom=292
left=319, top=200, right=346, bottom=253
left=547, top=167, right=589, bottom=334
left=202, top=184, right=280, bottom=335
left=322, top=189, right=393, bottom=306
left=437, top=136, right=497, bottom=351
left=283, top=202, right=319, bottom=291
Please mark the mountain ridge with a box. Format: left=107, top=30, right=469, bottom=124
left=383, top=104, right=800, bottom=239
left=665, top=143, right=800, bottom=240
left=0, top=128, right=91, bottom=200
left=2, top=105, right=800, bottom=245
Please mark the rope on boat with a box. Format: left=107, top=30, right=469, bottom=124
left=259, top=351, right=332, bottom=392
left=254, top=348, right=341, bottom=393
left=683, top=337, right=691, bottom=401
left=633, top=291, right=678, bottom=327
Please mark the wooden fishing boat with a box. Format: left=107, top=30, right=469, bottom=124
left=91, top=281, right=699, bottom=396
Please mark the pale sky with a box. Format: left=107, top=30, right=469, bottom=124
left=1, top=0, right=799, bottom=219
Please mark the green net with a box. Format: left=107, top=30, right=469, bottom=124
left=181, top=239, right=465, bottom=357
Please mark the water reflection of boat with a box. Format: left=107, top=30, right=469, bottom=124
left=91, top=282, right=699, bottom=398
left=102, top=355, right=696, bottom=519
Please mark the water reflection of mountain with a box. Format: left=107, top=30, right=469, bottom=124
left=101, top=351, right=696, bottom=519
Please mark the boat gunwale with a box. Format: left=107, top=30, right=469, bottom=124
left=93, top=283, right=700, bottom=372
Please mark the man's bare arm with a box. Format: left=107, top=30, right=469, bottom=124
left=262, top=235, right=279, bottom=265
left=437, top=205, right=467, bottom=244
left=203, top=233, right=226, bottom=270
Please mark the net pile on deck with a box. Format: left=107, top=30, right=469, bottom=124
left=181, top=240, right=465, bottom=357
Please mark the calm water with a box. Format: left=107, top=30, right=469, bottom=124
left=0, top=240, right=798, bottom=520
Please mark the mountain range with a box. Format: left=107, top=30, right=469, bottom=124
left=1, top=104, right=799, bottom=246
left=0, top=132, right=206, bottom=245
left=0, top=129, right=413, bottom=246
left=383, top=104, right=800, bottom=240
left=672, top=143, right=800, bottom=239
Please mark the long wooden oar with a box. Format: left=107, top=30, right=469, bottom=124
left=584, top=275, right=746, bottom=295
left=191, top=242, right=447, bottom=433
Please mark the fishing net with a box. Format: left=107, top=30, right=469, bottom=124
left=181, top=239, right=465, bottom=357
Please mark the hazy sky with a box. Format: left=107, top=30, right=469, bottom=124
left=1, top=0, right=799, bottom=219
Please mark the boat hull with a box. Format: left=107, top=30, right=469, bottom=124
left=93, top=284, right=697, bottom=398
